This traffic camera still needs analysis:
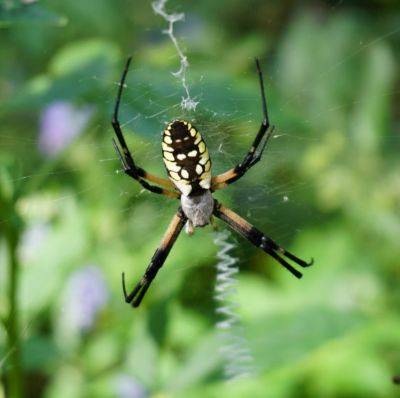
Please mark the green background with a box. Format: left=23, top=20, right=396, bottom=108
left=0, top=0, right=399, bottom=397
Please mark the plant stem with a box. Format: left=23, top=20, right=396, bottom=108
left=6, top=230, right=23, bottom=398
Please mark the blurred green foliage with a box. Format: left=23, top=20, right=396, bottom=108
left=0, top=0, right=399, bottom=397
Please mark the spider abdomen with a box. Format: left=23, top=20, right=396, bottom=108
left=162, top=120, right=211, bottom=196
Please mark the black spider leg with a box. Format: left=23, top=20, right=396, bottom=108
left=112, top=139, right=178, bottom=197
left=231, top=59, right=275, bottom=183
left=211, top=59, right=275, bottom=190
left=122, top=209, right=187, bottom=307
left=112, top=57, right=136, bottom=169
left=214, top=202, right=313, bottom=279
left=111, top=57, right=178, bottom=198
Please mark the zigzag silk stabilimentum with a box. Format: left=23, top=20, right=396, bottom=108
left=214, top=230, right=255, bottom=380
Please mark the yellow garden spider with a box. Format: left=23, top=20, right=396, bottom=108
left=112, top=57, right=313, bottom=308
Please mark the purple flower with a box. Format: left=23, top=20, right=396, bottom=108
left=114, top=374, right=148, bottom=398
left=61, top=265, right=108, bottom=333
left=38, top=101, right=93, bottom=157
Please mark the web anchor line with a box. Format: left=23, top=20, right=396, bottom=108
left=214, top=230, right=256, bottom=380
left=152, top=0, right=198, bottom=111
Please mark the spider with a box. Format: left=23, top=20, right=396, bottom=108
left=112, top=57, right=313, bottom=308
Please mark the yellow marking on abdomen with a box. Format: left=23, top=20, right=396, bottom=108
left=162, top=142, right=174, bottom=152
left=164, top=159, right=181, bottom=172
left=169, top=171, right=181, bottom=181
left=164, top=151, right=175, bottom=161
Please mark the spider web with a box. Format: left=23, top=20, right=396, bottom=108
left=1, top=0, right=399, bottom=387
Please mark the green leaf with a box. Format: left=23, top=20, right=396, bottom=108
left=0, top=3, right=67, bottom=28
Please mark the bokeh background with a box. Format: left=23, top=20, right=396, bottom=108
left=1, top=0, right=400, bottom=397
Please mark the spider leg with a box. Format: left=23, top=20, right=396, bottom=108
left=212, top=59, right=274, bottom=191
left=213, top=202, right=313, bottom=278
left=112, top=57, right=177, bottom=197
left=122, top=208, right=187, bottom=307
left=113, top=139, right=179, bottom=198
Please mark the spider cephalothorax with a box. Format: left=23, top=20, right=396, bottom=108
left=112, top=57, right=313, bottom=307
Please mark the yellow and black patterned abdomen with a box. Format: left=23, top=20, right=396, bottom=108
left=162, top=120, right=211, bottom=196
